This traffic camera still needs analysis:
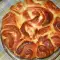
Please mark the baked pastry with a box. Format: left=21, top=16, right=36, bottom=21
left=1, top=0, right=60, bottom=59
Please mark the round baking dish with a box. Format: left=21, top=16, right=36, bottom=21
left=0, top=0, right=60, bottom=60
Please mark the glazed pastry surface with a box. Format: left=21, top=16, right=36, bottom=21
left=1, top=0, right=60, bottom=59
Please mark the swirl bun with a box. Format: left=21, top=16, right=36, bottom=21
left=1, top=0, right=60, bottom=59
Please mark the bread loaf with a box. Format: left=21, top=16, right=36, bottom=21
left=1, top=0, right=60, bottom=59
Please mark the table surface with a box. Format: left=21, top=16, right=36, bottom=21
left=0, top=0, right=60, bottom=60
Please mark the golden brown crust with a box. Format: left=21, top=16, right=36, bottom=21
left=1, top=0, right=60, bottom=59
